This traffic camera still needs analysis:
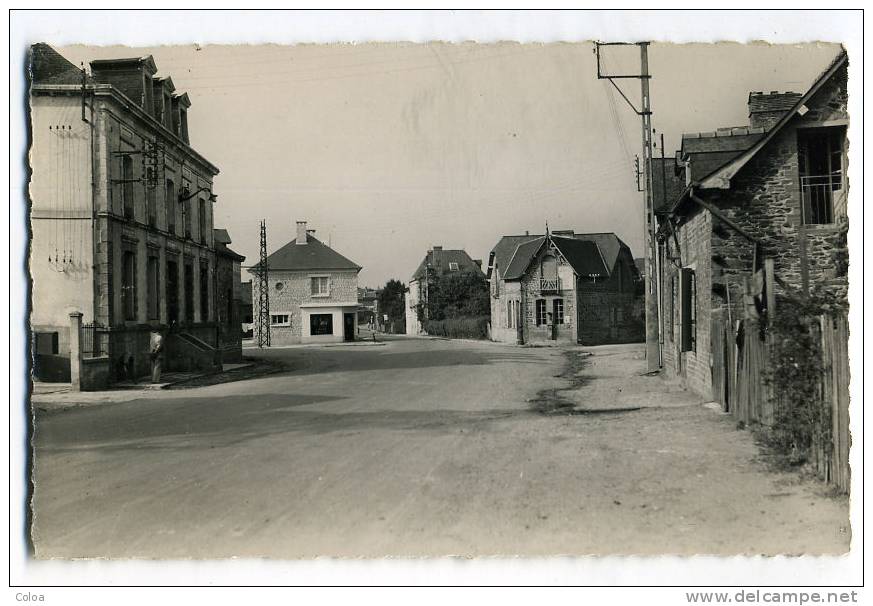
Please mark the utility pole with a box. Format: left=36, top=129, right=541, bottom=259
left=256, top=219, right=271, bottom=348
left=595, top=41, right=661, bottom=371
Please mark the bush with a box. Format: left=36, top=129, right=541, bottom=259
left=423, top=316, right=490, bottom=340
left=762, top=288, right=847, bottom=464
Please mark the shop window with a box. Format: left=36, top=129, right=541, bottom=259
left=310, top=313, right=333, bottom=335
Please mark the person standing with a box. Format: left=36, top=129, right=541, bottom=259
left=149, top=329, right=165, bottom=384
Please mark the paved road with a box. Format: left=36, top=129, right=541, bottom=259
left=31, top=338, right=849, bottom=558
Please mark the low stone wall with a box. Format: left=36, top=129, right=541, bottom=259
left=81, top=356, right=110, bottom=391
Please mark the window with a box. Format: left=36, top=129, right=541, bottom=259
left=183, top=194, right=192, bottom=239
left=163, top=93, right=172, bottom=130
left=166, top=258, right=179, bottom=323
left=199, top=261, right=210, bottom=321
left=553, top=298, right=564, bottom=325
left=270, top=314, right=291, bottom=327
left=121, top=250, right=137, bottom=321
left=535, top=299, right=547, bottom=326
left=146, top=255, right=159, bottom=320
left=198, top=198, right=207, bottom=243
left=122, top=155, right=135, bottom=219
left=275, top=282, right=284, bottom=291
left=507, top=300, right=513, bottom=328
left=147, top=186, right=157, bottom=228
left=311, top=276, right=330, bottom=297
left=449, top=262, right=459, bottom=271
left=184, top=262, right=194, bottom=324
left=166, top=179, right=176, bottom=235
left=180, top=109, right=189, bottom=143
left=798, top=126, right=845, bottom=225
left=680, top=268, right=697, bottom=352
left=310, top=313, right=334, bottom=335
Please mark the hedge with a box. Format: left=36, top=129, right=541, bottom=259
left=423, top=316, right=490, bottom=340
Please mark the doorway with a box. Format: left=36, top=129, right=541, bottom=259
left=343, top=313, right=355, bottom=342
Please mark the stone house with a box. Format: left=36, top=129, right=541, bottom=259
left=29, top=43, right=238, bottom=388
left=658, top=51, right=848, bottom=398
left=405, top=247, right=484, bottom=335
left=250, top=221, right=362, bottom=345
left=213, top=229, right=246, bottom=363
left=487, top=230, right=643, bottom=345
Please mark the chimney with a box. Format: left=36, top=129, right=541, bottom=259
left=296, top=221, right=308, bottom=245
left=748, top=91, right=802, bottom=130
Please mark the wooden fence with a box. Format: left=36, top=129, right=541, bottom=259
left=710, top=269, right=850, bottom=493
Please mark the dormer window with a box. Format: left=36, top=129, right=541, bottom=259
left=180, top=108, right=189, bottom=143
left=163, top=92, right=172, bottom=130
left=449, top=262, right=459, bottom=271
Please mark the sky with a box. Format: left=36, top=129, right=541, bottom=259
left=59, top=42, right=842, bottom=288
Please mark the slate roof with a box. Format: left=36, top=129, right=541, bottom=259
left=551, top=237, right=609, bottom=277
left=680, top=129, right=766, bottom=183
left=499, top=235, right=610, bottom=281
left=503, top=237, right=546, bottom=280
left=574, top=233, right=622, bottom=273
left=652, top=157, right=688, bottom=213
left=30, top=43, right=95, bottom=86
left=699, top=50, right=848, bottom=190
left=491, top=234, right=542, bottom=277
left=255, top=235, right=361, bottom=272
left=411, top=248, right=483, bottom=281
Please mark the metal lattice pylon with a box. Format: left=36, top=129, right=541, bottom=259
left=256, top=219, right=271, bottom=347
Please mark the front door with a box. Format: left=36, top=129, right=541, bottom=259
left=343, top=313, right=355, bottom=342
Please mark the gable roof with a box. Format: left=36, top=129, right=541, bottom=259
left=254, top=235, right=361, bottom=272
left=551, top=236, right=609, bottom=277
left=652, top=157, right=687, bottom=213
left=699, top=50, right=848, bottom=190
left=503, top=237, right=547, bottom=280
left=411, top=248, right=483, bottom=281
left=490, top=234, right=543, bottom=276
left=30, top=43, right=94, bottom=86
left=500, top=235, right=609, bottom=281
left=574, top=232, right=627, bottom=273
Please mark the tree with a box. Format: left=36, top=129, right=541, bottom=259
left=377, top=279, right=407, bottom=332
left=418, top=270, right=490, bottom=321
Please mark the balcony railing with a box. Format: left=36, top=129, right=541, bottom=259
left=801, top=174, right=841, bottom=225
left=540, top=277, right=561, bottom=292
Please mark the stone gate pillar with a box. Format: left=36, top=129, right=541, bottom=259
left=69, top=312, right=83, bottom=391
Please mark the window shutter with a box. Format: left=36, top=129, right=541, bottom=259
left=680, top=268, right=693, bottom=352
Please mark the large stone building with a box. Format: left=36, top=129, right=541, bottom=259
left=658, top=51, right=848, bottom=398
left=250, top=221, right=362, bottom=345
left=487, top=230, right=643, bottom=346
left=405, top=247, right=484, bottom=336
left=29, top=43, right=240, bottom=387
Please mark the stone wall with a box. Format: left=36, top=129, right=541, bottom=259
left=577, top=248, right=644, bottom=346
left=251, top=269, right=359, bottom=346
left=662, top=208, right=713, bottom=399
